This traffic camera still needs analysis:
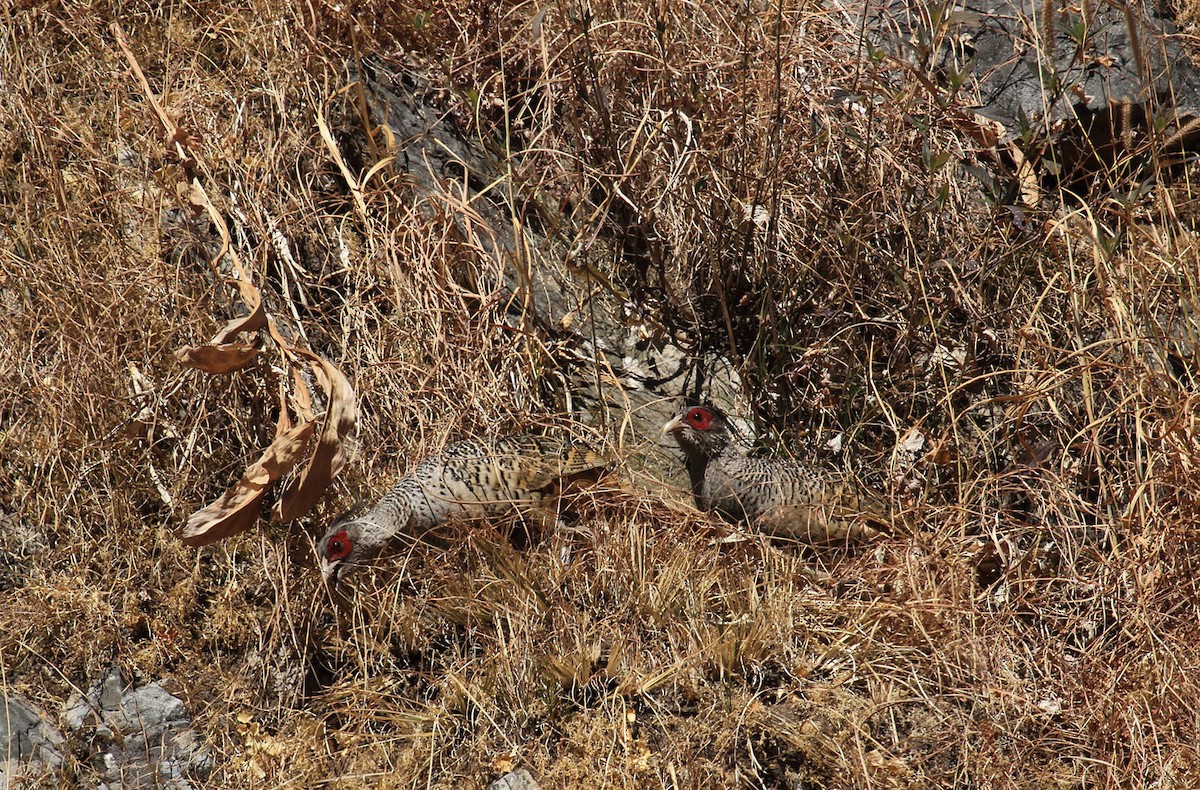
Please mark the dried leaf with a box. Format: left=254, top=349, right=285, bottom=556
left=171, top=176, right=355, bottom=536
left=317, top=109, right=368, bottom=223
left=175, top=341, right=261, bottom=374
left=272, top=353, right=357, bottom=523
left=211, top=302, right=266, bottom=342
left=176, top=301, right=267, bottom=373
left=182, top=419, right=316, bottom=546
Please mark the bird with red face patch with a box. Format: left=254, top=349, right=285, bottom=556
left=317, top=433, right=607, bottom=584
left=662, top=403, right=887, bottom=543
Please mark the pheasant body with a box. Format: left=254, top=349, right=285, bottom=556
left=664, top=405, right=886, bottom=543
left=318, top=433, right=606, bottom=582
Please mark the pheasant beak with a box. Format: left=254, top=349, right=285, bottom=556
left=662, top=415, right=685, bottom=435
left=320, top=557, right=342, bottom=588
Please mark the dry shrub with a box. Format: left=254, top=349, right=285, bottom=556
left=3, top=0, right=1200, bottom=788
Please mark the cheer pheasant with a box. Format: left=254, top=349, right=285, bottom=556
left=318, top=433, right=607, bottom=583
left=663, top=404, right=887, bottom=543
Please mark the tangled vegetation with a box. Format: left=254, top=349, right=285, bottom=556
left=3, top=0, right=1200, bottom=786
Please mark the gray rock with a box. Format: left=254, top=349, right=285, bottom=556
left=490, top=768, right=542, bottom=790
left=63, top=667, right=213, bottom=789
left=864, top=0, right=1200, bottom=191
left=0, top=691, right=66, bottom=784
left=869, top=0, right=1200, bottom=120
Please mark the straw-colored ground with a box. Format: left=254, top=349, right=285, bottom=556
left=4, top=1, right=1200, bottom=787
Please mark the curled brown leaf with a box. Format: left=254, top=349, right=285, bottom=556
left=175, top=341, right=262, bottom=374
left=181, top=419, right=317, bottom=546
left=176, top=303, right=267, bottom=374
left=272, top=353, right=357, bottom=523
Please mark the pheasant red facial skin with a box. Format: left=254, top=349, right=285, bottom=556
left=662, top=403, right=887, bottom=544
left=318, top=520, right=378, bottom=585
left=325, top=531, right=352, bottom=561
left=662, top=405, right=731, bottom=463
left=316, top=433, right=608, bottom=585
left=684, top=407, right=712, bottom=430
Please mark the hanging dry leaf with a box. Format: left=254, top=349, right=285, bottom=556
left=176, top=303, right=267, bottom=374
left=272, top=353, right=357, bottom=523
left=181, top=418, right=317, bottom=546
left=178, top=300, right=358, bottom=539
left=175, top=340, right=262, bottom=374
left=119, top=22, right=359, bottom=546
left=212, top=303, right=266, bottom=340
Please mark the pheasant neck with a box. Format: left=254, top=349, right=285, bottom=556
left=366, top=488, right=413, bottom=536
left=683, top=453, right=708, bottom=498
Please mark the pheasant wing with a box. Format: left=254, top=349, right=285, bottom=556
left=499, top=435, right=610, bottom=493
left=754, top=483, right=889, bottom=544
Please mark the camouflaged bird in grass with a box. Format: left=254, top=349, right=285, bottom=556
left=663, top=404, right=888, bottom=543
left=317, top=433, right=608, bottom=584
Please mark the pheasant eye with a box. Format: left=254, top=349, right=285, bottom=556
left=687, top=408, right=712, bottom=430
left=326, top=531, right=352, bottom=561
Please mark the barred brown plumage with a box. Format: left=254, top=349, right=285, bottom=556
left=318, top=434, right=608, bottom=584
left=662, top=404, right=887, bottom=543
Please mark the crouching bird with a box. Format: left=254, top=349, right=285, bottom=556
left=663, top=404, right=888, bottom=543
left=318, top=433, right=608, bottom=584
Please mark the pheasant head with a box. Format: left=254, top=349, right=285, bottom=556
left=662, top=404, right=737, bottom=463
left=317, top=508, right=407, bottom=585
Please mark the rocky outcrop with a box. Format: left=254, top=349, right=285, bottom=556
left=864, top=0, right=1200, bottom=193
left=63, top=668, right=213, bottom=789
left=490, top=768, right=542, bottom=790
left=0, top=692, right=65, bottom=785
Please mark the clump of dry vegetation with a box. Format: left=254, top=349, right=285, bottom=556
left=4, top=0, right=1200, bottom=787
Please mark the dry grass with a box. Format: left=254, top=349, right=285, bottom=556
left=3, top=0, right=1200, bottom=787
